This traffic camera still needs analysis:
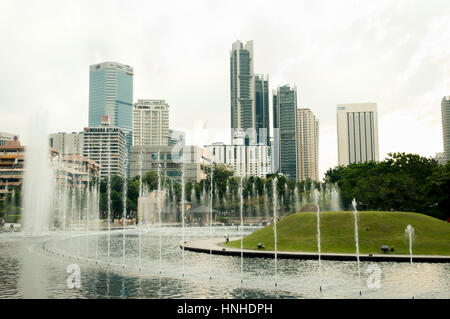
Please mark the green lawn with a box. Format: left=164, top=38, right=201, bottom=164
left=226, top=211, right=450, bottom=256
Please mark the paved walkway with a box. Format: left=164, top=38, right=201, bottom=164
left=181, top=237, right=450, bottom=263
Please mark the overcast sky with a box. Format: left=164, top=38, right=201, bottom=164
left=0, top=0, right=449, bottom=179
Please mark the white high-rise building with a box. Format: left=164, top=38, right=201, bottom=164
left=297, top=108, right=319, bottom=181
left=130, top=145, right=212, bottom=183
left=133, top=99, right=169, bottom=146
left=205, top=141, right=271, bottom=178
left=336, top=103, right=379, bottom=166
left=49, top=132, right=84, bottom=155
left=83, top=116, right=126, bottom=178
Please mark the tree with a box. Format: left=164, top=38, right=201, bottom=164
left=324, top=153, right=448, bottom=219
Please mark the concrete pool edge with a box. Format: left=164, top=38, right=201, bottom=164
left=181, top=237, right=450, bottom=263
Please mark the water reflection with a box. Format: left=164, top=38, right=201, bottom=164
left=0, top=227, right=449, bottom=299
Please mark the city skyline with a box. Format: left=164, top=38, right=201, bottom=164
left=1, top=0, right=449, bottom=179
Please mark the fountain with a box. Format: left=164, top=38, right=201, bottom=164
left=181, top=164, right=186, bottom=277
left=272, top=177, right=278, bottom=286
left=122, top=156, right=128, bottom=268
left=313, top=188, right=321, bottom=269
left=351, top=198, right=361, bottom=291
left=209, top=165, right=214, bottom=279
left=239, top=177, right=244, bottom=283
left=329, top=183, right=342, bottom=211
left=405, top=224, right=415, bottom=264
left=22, top=112, right=54, bottom=235
left=107, top=143, right=112, bottom=265
left=5, top=123, right=448, bottom=300
left=157, top=155, right=163, bottom=273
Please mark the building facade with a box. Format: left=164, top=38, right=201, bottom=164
left=49, top=132, right=84, bottom=155
left=205, top=142, right=271, bottom=178
left=88, top=61, right=133, bottom=172
left=254, top=74, right=270, bottom=145
left=83, top=118, right=127, bottom=178
left=273, top=85, right=298, bottom=180
left=0, top=132, right=19, bottom=147
left=230, top=40, right=270, bottom=146
left=230, top=40, right=255, bottom=145
left=336, top=103, right=379, bottom=166
left=0, top=139, right=25, bottom=198
left=297, top=108, right=319, bottom=181
left=55, top=154, right=101, bottom=188
left=133, top=99, right=169, bottom=146
left=442, top=96, right=450, bottom=162
left=130, top=145, right=212, bottom=183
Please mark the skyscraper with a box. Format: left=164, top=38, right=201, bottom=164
left=230, top=40, right=255, bottom=144
left=83, top=116, right=126, bottom=179
left=273, top=85, right=298, bottom=180
left=88, top=62, right=133, bottom=173
left=230, top=40, right=270, bottom=146
left=133, top=99, right=169, bottom=146
left=336, top=103, right=379, bottom=166
left=255, top=74, right=270, bottom=145
left=442, top=96, right=450, bottom=162
left=297, top=108, right=319, bottom=181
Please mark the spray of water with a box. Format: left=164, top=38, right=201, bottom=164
left=157, top=156, right=163, bottom=273
left=181, top=164, right=186, bottom=276
left=405, top=224, right=415, bottom=264
left=209, top=165, right=214, bottom=279
left=107, top=142, right=112, bottom=265
left=239, top=178, right=244, bottom=283
left=122, top=156, right=128, bottom=267
left=22, top=111, right=54, bottom=235
left=313, top=188, right=321, bottom=269
left=351, top=198, right=361, bottom=290
left=272, top=177, right=278, bottom=286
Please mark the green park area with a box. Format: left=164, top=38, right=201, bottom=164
left=226, top=211, right=450, bottom=256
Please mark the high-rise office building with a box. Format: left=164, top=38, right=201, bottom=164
left=49, top=132, right=84, bottom=155
left=297, top=108, right=319, bottom=181
left=255, top=74, right=270, bottom=145
left=230, top=40, right=255, bottom=144
left=336, top=103, right=379, bottom=166
left=83, top=116, right=127, bottom=178
left=230, top=40, right=270, bottom=146
left=442, top=96, right=450, bottom=162
left=133, top=99, right=169, bottom=146
left=88, top=61, right=133, bottom=173
left=273, top=85, right=298, bottom=180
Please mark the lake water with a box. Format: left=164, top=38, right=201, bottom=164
left=0, top=226, right=448, bottom=299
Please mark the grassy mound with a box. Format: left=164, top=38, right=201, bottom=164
left=226, top=211, right=450, bottom=256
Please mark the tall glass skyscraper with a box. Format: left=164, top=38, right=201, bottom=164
left=255, top=74, right=270, bottom=145
left=230, top=40, right=270, bottom=146
left=88, top=62, right=133, bottom=174
left=230, top=40, right=255, bottom=144
left=273, top=85, right=298, bottom=180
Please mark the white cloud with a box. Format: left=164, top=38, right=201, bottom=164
left=0, top=0, right=449, bottom=180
